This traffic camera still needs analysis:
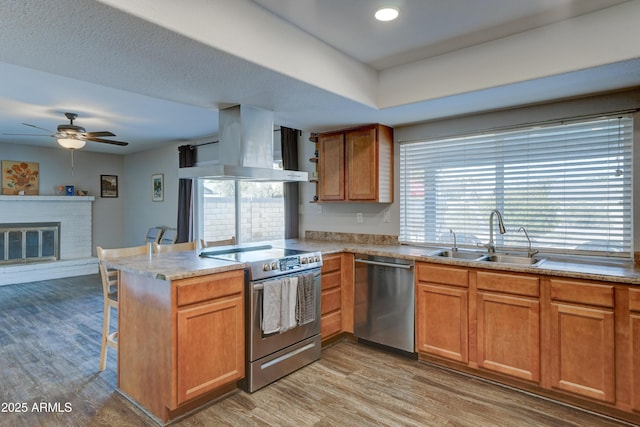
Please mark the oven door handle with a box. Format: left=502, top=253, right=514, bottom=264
left=252, top=271, right=320, bottom=291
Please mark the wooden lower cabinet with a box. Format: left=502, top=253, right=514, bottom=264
left=413, top=260, right=640, bottom=423
left=476, top=271, right=540, bottom=383
left=321, top=253, right=354, bottom=341
left=117, top=268, right=245, bottom=423
left=417, top=283, right=468, bottom=362
left=548, top=278, right=615, bottom=403
left=630, top=289, right=640, bottom=411
left=176, top=291, right=244, bottom=405
left=416, top=264, right=469, bottom=363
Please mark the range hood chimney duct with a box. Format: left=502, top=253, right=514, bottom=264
left=178, top=105, right=308, bottom=182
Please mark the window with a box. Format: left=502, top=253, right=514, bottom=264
left=400, top=116, right=633, bottom=256
left=200, top=180, right=284, bottom=244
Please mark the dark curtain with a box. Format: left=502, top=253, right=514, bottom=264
left=177, top=145, right=196, bottom=243
left=281, top=127, right=300, bottom=239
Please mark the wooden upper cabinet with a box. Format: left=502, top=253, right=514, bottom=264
left=318, top=132, right=345, bottom=201
left=317, top=124, right=393, bottom=203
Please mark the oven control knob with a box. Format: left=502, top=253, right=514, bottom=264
left=314, top=256, right=320, bottom=262
left=271, top=262, right=278, bottom=270
left=263, top=263, right=271, bottom=271
left=301, top=257, right=307, bottom=264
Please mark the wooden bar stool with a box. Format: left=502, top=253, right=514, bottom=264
left=153, top=241, right=197, bottom=253
left=200, top=237, right=236, bottom=248
left=96, top=244, right=149, bottom=371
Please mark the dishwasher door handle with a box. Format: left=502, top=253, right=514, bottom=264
left=355, top=259, right=414, bottom=269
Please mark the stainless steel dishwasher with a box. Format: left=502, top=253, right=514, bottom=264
left=354, top=254, right=415, bottom=353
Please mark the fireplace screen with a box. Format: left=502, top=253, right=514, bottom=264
left=0, top=223, right=60, bottom=264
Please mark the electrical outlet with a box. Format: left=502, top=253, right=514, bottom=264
left=356, top=212, right=363, bottom=223
left=384, top=210, right=391, bottom=223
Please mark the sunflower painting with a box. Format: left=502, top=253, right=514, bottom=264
left=2, top=161, right=39, bottom=195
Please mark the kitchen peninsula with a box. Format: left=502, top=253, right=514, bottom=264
left=104, top=250, right=246, bottom=424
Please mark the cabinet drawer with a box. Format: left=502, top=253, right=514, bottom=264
left=322, top=287, right=341, bottom=315
left=550, top=278, right=614, bottom=308
left=477, top=271, right=540, bottom=297
left=176, top=270, right=244, bottom=307
left=322, top=270, right=341, bottom=291
left=322, top=255, right=342, bottom=274
left=321, top=311, right=342, bottom=339
left=416, top=263, right=468, bottom=287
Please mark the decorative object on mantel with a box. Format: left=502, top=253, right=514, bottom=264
left=2, top=160, right=39, bottom=195
left=76, top=190, right=88, bottom=196
left=152, top=173, right=164, bottom=202
left=65, top=185, right=75, bottom=196
left=100, top=175, right=118, bottom=198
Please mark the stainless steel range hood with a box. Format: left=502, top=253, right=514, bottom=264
left=178, top=105, right=308, bottom=182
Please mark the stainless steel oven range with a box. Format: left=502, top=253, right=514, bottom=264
left=201, top=245, right=322, bottom=392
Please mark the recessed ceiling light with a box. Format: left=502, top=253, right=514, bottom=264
left=375, top=7, right=399, bottom=22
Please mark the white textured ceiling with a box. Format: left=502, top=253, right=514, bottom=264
left=0, top=0, right=638, bottom=154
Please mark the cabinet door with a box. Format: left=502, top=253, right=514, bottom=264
left=318, top=132, right=345, bottom=201
left=549, top=302, right=615, bottom=402
left=477, top=292, right=540, bottom=382
left=631, top=313, right=640, bottom=411
left=176, top=294, right=244, bottom=405
left=346, top=127, right=377, bottom=201
left=417, top=283, right=468, bottom=363
left=630, top=289, right=640, bottom=411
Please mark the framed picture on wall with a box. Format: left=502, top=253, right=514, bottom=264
left=2, top=160, right=39, bottom=195
left=152, top=173, right=164, bottom=202
left=100, top=175, right=118, bottom=198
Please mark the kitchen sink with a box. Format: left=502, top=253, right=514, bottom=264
left=427, top=249, right=546, bottom=267
left=429, top=250, right=488, bottom=261
left=481, top=254, right=546, bottom=267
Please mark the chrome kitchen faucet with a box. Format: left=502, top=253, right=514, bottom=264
left=484, top=209, right=506, bottom=253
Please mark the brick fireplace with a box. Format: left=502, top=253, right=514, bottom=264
left=0, top=195, right=98, bottom=286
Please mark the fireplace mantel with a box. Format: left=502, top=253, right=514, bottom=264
left=0, top=195, right=95, bottom=202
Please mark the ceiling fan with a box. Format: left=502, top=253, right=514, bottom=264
left=6, top=112, right=129, bottom=149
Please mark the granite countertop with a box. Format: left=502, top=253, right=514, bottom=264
left=102, top=250, right=245, bottom=281
left=279, top=238, right=640, bottom=285
left=103, top=238, right=640, bottom=285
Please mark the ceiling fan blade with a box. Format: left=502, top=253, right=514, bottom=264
left=87, top=131, right=116, bottom=137
left=22, top=123, right=54, bottom=132
left=87, top=137, right=129, bottom=146
left=3, top=133, right=51, bottom=136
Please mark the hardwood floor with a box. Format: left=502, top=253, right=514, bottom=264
left=0, top=274, right=633, bottom=426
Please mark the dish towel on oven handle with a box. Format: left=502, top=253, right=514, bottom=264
left=280, top=276, right=299, bottom=333
left=296, top=272, right=316, bottom=325
left=262, top=278, right=282, bottom=334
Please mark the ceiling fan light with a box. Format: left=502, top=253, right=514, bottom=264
left=375, top=7, right=399, bottom=21
left=58, top=138, right=86, bottom=150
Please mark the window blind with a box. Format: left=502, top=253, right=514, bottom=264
left=399, top=116, right=633, bottom=256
